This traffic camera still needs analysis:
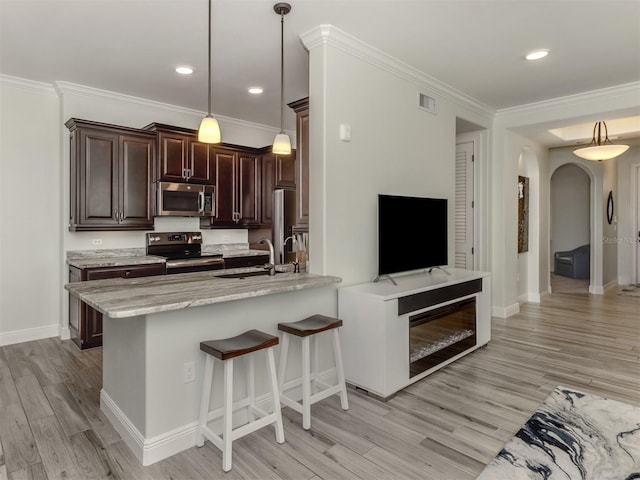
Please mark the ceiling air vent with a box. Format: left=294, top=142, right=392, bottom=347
left=418, top=93, right=436, bottom=115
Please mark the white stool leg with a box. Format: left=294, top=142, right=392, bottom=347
left=312, top=335, right=318, bottom=394
left=332, top=329, right=349, bottom=410
left=247, top=354, right=255, bottom=422
left=301, top=336, right=311, bottom=430
left=222, top=359, right=234, bottom=472
left=196, top=354, right=214, bottom=447
left=277, top=333, right=289, bottom=395
left=266, top=347, right=285, bottom=444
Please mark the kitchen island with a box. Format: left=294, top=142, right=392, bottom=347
left=65, top=269, right=341, bottom=465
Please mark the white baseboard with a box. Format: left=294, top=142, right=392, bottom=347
left=589, top=285, right=604, bottom=295
left=0, top=324, right=59, bottom=347
left=518, top=292, right=543, bottom=304
left=101, top=369, right=337, bottom=466
left=59, top=325, right=71, bottom=341
left=492, top=303, right=520, bottom=318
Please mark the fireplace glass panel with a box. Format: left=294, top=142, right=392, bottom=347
left=409, top=298, right=476, bottom=378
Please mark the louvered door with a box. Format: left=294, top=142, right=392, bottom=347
left=455, top=141, right=474, bottom=269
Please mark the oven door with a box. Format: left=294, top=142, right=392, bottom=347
left=157, top=182, right=215, bottom=217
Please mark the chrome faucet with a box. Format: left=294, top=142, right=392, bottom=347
left=283, top=236, right=297, bottom=263
left=259, top=238, right=276, bottom=276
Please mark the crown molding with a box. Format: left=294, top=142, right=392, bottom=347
left=300, top=24, right=495, bottom=119
left=54, top=81, right=288, bottom=135
left=0, top=74, right=57, bottom=95
left=495, top=82, right=640, bottom=119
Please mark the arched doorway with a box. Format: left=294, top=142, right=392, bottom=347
left=549, top=163, right=591, bottom=293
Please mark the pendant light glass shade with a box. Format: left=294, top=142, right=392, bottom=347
left=272, top=3, right=291, bottom=154
left=273, top=133, right=292, bottom=155
left=198, top=115, right=221, bottom=143
left=573, top=121, right=628, bottom=161
left=198, top=0, right=221, bottom=144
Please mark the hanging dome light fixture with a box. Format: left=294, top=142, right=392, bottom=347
left=573, top=121, right=629, bottom=161
left=272, top=2, right=292, bottom=155
left=198, top=0, right=221, bottom=144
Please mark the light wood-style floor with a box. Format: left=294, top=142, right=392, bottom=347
left=1, top=290, right=638, bottom=480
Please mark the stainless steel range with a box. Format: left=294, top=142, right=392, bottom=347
left=146, top=232, right=224, bottom=274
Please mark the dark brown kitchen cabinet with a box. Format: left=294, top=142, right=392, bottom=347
left=259, top=149, right=296, bottom=227
left=202, top=146, right=261, bottom=228
left=288, top=98, right=309, bottom=228
left=145, top=123, right=212, bottom=184
left=223, top=254, right=270, bottom=269
left=68, top=263, right=165, bottom=349
left=66, top=118, right=155, bottom=231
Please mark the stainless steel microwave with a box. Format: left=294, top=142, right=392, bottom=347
left=157, top=182, right=215, bottom=217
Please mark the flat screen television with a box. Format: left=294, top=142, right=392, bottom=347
left=378, top=194, right=448, bottom=276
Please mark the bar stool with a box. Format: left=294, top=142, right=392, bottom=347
left=196, top=329, right=284, bottom=472
left=277, top=314, right=349, bottom=430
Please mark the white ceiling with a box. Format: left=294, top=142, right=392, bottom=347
left=1, top=0, right=639, bottom=145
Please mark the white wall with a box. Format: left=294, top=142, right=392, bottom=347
left=601, top=157, right=618, bottom=287
left=301, top=26, right=493, bottom=286
left=513, top=135, right=548, bottom=303
left=616, top=139, right=640, bottom=285
left=0, top=79, right=61, bottom=344
left=550, top=164, right=590, bottom=255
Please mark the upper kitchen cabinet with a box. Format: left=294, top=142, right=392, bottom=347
left=66, top=118, right=155, bottom=231
left=145, top=123, right=212, bottom=184
left=288, top=97, right=309, bottom=229
left=261, top=149, right=296, bottom=190
left=259, top=148, right=296, bottom=227
left=201, top=146, right=261, bottom=228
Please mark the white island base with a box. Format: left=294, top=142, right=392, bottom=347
left=98, top=285, right=339, bottom=466
left=338, top=268, right=491, bottom=400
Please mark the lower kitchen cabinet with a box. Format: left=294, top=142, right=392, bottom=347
left=223, top=254, right=270, bottom=269
left=68, top=263, right=165, bottom=349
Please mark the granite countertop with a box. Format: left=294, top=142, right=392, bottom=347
left=67, top=255, right=167, bottom=269
left=65, top=268, right=341, bottom=319
left=67, top=245, right=269, bottom=269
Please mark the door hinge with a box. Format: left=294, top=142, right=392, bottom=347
left=472, top=247, right=474, bottom=255
left=472, top=154, right=475, bottom=162
left=472, top=200, right=474, bottom=208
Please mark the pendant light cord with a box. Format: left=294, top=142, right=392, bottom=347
left=207, top=0, right=212, bottom=116
left=279, top=10, right=285, bottom=134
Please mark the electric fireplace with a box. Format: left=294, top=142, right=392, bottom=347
left=409, top=298, right=477, bottom=378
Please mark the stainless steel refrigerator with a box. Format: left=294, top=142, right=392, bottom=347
left=273, top=189, right=297, bottom=264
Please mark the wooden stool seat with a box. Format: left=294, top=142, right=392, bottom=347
left=200, top=329, right=278, bottom=360
left=197, top=329, right=284, bottom=472
left=277, top=314, right=343, bottom=337
left=277, top=315, right=349, bottom=430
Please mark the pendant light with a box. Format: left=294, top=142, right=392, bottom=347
left=272, top=2, right=292, bottom=155
left=573, top=121, right=629, bottom=161
left=198, top=0, right=221, bottom=143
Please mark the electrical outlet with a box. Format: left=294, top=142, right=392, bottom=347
left=183, top=361, right=195, bottom=383
left=91, top=239, right=103, bottom=246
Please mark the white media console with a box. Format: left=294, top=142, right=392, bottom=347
left=338, top=268, right=491, bottom=399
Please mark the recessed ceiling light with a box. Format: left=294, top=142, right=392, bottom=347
left=175, top=66, right=194, bottom=75
left=525, top=50, right=549, bottom=61
left=248, top=87, right=263, bottom=94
